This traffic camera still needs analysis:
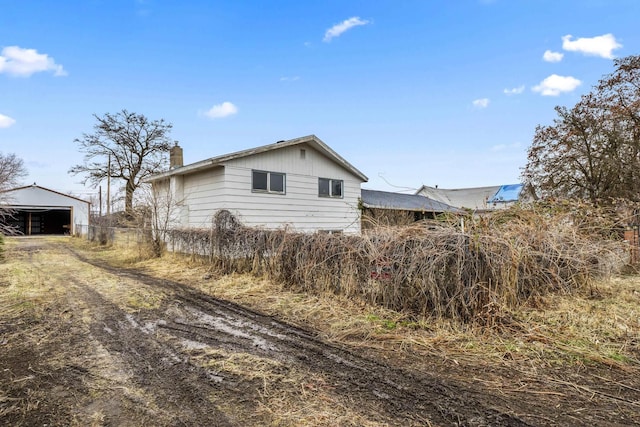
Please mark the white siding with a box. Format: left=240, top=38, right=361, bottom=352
left=153, top=178, right=187, bottom=229
left=222, top=144, right=362, bottom=233
left=159, top=142, right=366, bottom=233
left=180, top=167, right=226, bottom=228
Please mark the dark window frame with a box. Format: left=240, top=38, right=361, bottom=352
left=252, top=170, right=286, bottom=194
left=318, top=177, right=344, bottom=198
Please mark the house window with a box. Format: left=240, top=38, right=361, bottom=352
left=252, top=170, right=286, bottom=194
left=319, top=178, right=343, bottom=198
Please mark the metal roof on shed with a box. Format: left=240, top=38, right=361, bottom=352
left=487, top=184, right=523, bottom=203
left=361, top=189, right=460, bottom=213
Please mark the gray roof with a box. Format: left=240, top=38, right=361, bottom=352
left=361, top=189, right=460, bottom=213
left=146, top=134, right=368, bottom=183
left=1, top=184, right=90, bottom=205
left=415, top=185, right=503, bottom=211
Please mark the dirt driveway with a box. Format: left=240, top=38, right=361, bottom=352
left=1, top=237, right=638, bottom=426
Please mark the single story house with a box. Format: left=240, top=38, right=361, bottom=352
left=415, top=184, right=523, bottom=213
left=360, top=189, right=460, bottom=228
left=146, top=135, right=368, bottom=233
left=0, top=184, right=91, bottom=235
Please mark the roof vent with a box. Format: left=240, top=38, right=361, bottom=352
left=276, top=140, right=285, bottom=144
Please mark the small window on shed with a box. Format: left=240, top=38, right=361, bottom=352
left=300, top=149, right=306, bottom=159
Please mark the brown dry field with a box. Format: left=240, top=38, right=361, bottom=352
left=0, top=236, right=639, bottom=426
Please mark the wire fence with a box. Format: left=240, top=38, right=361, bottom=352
left=76, top=224, right=152, bottom=248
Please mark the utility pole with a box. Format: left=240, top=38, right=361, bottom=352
left=106, top=154, right=111, bottom=216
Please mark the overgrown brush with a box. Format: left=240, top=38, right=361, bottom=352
left=165, top=203, right=631, bottom=322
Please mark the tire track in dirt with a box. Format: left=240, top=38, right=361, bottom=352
left=72, top=283, right=236, bottom=426
left=67, top=246, right=532, bottom=427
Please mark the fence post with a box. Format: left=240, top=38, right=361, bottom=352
left=624, top=226, right=639, bottom=264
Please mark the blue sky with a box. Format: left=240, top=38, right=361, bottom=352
left=1, top=0, right=639, bottom=200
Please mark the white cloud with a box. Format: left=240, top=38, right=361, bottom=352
left=543, top=50, right=564, bottom=63
left=561, top=34, right=622, bottom=59
left=203, top=102, right=238, bottom=119
left=532, top=74, right=581, bottom=96
left=0, top=46, right=67, bottom=77
left=323, top=17, right=369, bottom=42
left=472, top=98, right=490, bottom=108
left=0, top=113, right=16, bottom=128
left=503, top=85, right=525, bottom=95
left=280, top=76, right=300, bottom=82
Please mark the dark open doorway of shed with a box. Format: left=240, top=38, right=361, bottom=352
left=8, top=209, right=71, bottom=235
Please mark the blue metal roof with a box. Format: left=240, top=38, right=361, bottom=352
left=487, top=184, right=523, bottom=203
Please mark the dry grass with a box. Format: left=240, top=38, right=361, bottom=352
left=0, top=237, right=66, bottom=321
left=2, top=233, right=637, bottom=424
left=0, top=237, right=167, bottom=426
left=72, top=201, right=640, bottom=373
left=0, top=238, right=98, bottom=424
left=85, top=236, right=639, bottom=373
left=57, top=201, right=640, bottom=422
left=174, top=341, right=396, bottom=426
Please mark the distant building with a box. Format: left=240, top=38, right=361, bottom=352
left=415, top=184, right=523, bottom=213
left=360, top=189, right=460, bottom=228
left=0, top=184, right=91, bottom=235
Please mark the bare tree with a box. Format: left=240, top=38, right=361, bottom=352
left=137, top=181, right=182, bottom=256
left=595, top=55, right=640, bottom=198
left=523, top=55, right=640, bottom=204
left=69, top=110, right=173, bottom=214
left=0, top=152, right=28, bottom=234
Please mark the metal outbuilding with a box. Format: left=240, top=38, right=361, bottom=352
left=361, top=189, right=460, bottom=214
left=360, top=189, right=460, bottom=228
left=415, top=184, right=523, bottom=212
left=0, top=184, right=90, bottom=235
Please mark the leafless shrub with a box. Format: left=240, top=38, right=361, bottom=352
left=163, top=203, right=631, bottom=322
left=167, top=228, right=210, bottom=259
left=361, top=208, right=417, bottom=229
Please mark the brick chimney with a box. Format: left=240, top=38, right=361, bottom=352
left=170, top=141, right=183, bottom=169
